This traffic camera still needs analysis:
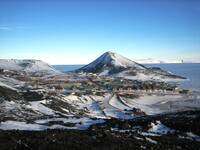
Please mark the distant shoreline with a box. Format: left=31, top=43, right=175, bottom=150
left=52, top=63, right=200, bottom=65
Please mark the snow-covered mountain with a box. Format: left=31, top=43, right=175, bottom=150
left=0, top=59, right=60, bottom=75
left=136, top=58, right=200, bottom=64
left=136, top=58, right=183, bottom=64
left=76, top=51, right=146, bottom=75
left=76, top=51, right=185, bottom=81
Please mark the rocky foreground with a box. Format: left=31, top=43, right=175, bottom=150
left=0, top=110, right=200, bottom=150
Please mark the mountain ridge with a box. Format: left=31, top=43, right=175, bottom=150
left=0, top=59, right=60, bottom=75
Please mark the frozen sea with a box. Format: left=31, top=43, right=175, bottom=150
left=53, top=63, right=200, bottom=91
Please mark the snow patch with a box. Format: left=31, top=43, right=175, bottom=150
left=27, top=100, right=55, bottom=115
left=0, top=121, right=47, bottom=131
left=0, top=81, right=18, bottom=91
left=148, top=121, right=174, bottom=135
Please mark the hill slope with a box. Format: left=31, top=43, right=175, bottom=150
left=0, top=59, right=60, bottom=75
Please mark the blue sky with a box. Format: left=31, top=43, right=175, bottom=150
left=0, top=0, right=200, bottom=64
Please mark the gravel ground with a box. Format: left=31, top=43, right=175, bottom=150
left=0, top=110, right=200, bottom=150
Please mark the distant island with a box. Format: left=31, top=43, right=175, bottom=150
left=136, top=58, right=200, bottom=64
